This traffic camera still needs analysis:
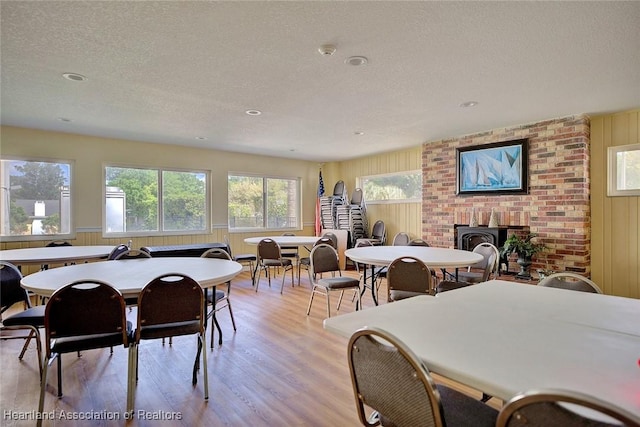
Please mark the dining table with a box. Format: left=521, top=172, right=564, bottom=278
left=21, top=257, right=242, bottom=299
left=344, top=245, right=484, bottom=304
left=324, top=279, right=640, bottom=420
left=0, top=245, right=116, bottom=266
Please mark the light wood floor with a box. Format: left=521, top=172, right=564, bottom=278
left=1, top=269, right=499, bottom=426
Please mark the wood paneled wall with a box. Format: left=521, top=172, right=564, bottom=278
left=590, top=109, right=640, bottom=298
left=333, top=146, right=423, bottom=242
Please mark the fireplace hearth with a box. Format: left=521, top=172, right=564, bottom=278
left=454, top=225, right=527, bottom=273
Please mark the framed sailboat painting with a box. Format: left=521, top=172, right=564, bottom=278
left=456, top=139, right=528, bottom=195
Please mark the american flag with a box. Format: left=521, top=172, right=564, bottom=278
left=315, top=170, right=325, bottom=236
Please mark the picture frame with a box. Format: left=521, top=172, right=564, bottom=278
left=607, top=143, right=640, bottom=197
left=456, top=139, right=528, bottom=195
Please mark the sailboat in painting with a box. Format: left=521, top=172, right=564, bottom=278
left=461, top=145, right=522, bottom=192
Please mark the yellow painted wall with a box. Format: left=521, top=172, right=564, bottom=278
left=334, top=146, right=423, bottom=243
left=0, top=126, right=318, bottom=266
left=590, top=109, right=640, bottom=298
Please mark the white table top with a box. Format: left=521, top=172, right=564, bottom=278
left=344, top=245, right=483, bottom=268
left=244, top=236, right=321, bottom=246
left=324, top=280, right=640, bottom=418
left=21, top=257, right=242, bottom=298
left=0, top=245, right=115, bottom=265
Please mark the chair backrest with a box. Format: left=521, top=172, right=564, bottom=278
left=113, top=248, right=152, bottom=260
left=313, top=236, right=334, bottom=249
left=201, top=248, right=232, bottom=260
left=471, top=243, right=500, bottom=280
left=348, top=327, right=445, bottom=427
left=223, top=235, right=233, bottom=258
left=371, top=220, right=385, bottom=241
left=136, top=274, right=204, bottom=340
left=45, top=240, right=72, bottom=247
left=409, top=238, right=430, bottom=247
left=258, top=238, right=283, bottom=261
left=0, top=261, right=29, bottom=315
left=392, top=232, right=411, bottom=246
left=496, top=389, right=640, bottom=427
left=309, top=244, right=340, bottom=276
left=321, top=232, right=338, bottom=249
left=333, top=180, right=345, bottom=197
left=350, top=188, right=364, bottom=206
left=108, top=244, right=130, bottom=260
left=538, top=272, right=602, bottom=294
left=45, top=280, right=128, bottom=351
left=387, top=256, right=434, bottom=299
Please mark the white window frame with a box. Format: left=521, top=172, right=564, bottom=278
left=358, top=170, right=422, bottom=204
left=102, top=164, right=210, bottom=238
left=0, top=156, right=75, bottom=242
left=228, top=172, right=302, bottom=233
left=607, top=143, right=640, bottom=197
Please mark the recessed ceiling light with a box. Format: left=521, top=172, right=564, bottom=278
left=354, top=131, right=365, bottom=136
left=345, top=56, right=368, bottom=66
left=57, top=117, right=72, bottom=122
left=62, top=73, right=87, bottom=82
left=318, top=44, right=336, bottom=56
left=459, top=101, right=479, bottom=108
left=245, top=109, right=262, bottom=116
left=195, top=136, right=207, bottom=140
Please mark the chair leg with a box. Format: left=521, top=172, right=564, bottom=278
left=57, top=354, right=63, bottom=398
left=306, top=286, right=316, bottom=315
left=228, top=302, right=237, bottom=331
left=326, top=289, right=331, bottom=318
left=201, top=333, right=208, bottom=400
left=37, top=355, right=54, bottom=427
left=336, top=290, right=345, bottom=311
left=126, top=344, right=136, bottom=414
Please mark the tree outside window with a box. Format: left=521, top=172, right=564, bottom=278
left=0, top=159, right=72, bottom=238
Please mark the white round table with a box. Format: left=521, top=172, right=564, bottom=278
left=345, top=246, right=483, bottom=268
left=21, top=257, right=242, bottom=299
left=345, top=246, right=484, bottom=305
left=0, top=245, right=116, bottom=266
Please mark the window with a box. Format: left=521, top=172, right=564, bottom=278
left=228, top=174, right=300, bottom=231
left=608, top=144, right=640, bottom=196
left=104, top=166, right=208, bottom=236
left=359, top=170, right=422, bottom=203
left=0, top=158, right=73, bottom=240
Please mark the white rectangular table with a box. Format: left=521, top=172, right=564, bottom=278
left=324, top=280, right=640, bottom=417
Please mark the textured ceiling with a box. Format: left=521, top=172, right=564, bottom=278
left=1, top=1, right=639, bottom=162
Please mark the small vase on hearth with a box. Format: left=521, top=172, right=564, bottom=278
left=469, top=209, right=478, bottom=227
left=488, top=209, right=499, bottom=228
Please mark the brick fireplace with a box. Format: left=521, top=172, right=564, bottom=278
left=421, top=115, right=590, bottom=275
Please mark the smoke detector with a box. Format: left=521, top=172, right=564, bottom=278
left=318, top=44, right=337, bottom=56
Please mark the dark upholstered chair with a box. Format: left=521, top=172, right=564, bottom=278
left=348, top=327, right=498, bottom=427
left=387, top=256, right=434, bottom=301
left=224, top=235, right=257, bottom=283
left=306, top=244, right=361, bottom=317
left=436, top=245, right=497, bottom=294
left=201, top=248, right=236, bottom=348
left=391, top=232, right=411, bottom=246
left=113, top=248, right=152, bottom=260
left=41, top=240, right=73, bottom=270
left=38, top=280, right=131, bottom=425
left=496, top=389, right=640, bottom=427
left=256, top=238, right=294, bottom=293
left=538, top=272, right=602, bottom=294
left=130, top=273, right=208, bottom=413
left=107, top=243, right=130, bottom=260
left=357, top=220, right=386, bottom=246
left=456, top=242, right=500, bottom=283
left=408, top=238, right=430, bottom=246
left=1, top=261, right=44, bottom=377
left=298, top=236, right=335, bottom=285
